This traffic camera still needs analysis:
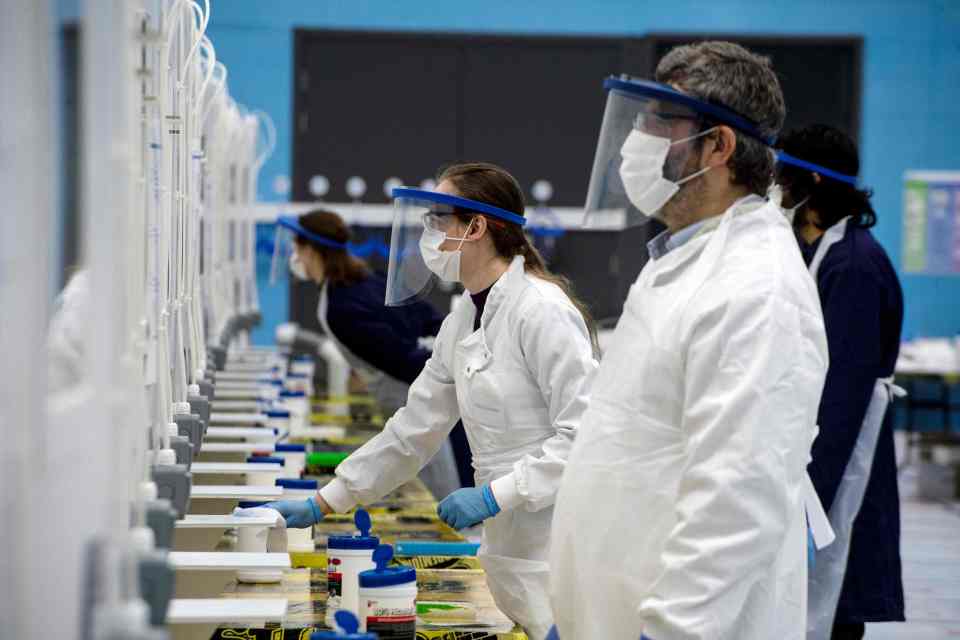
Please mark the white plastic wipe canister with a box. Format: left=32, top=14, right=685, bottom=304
left=357, top=544, right=417, bottom=639
left=326, top=509, right=379, bottom=626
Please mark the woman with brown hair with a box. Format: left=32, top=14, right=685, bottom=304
left=269, top=162, right=598, bottom=639
left=274, top=209, right=461, bottom=499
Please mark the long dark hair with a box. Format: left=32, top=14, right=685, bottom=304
left=776, top=124, right=876, bottom=230
left=437, top=162, right=599, bottom=353
left=294, top=209, right=370, bottom=286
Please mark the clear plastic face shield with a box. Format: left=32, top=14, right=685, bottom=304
left=270, top=215, right=347, bottom=284
left=386, top=187, right=526, bottom=306
left=270, top=222, right=299, bottom=284
left=583, top=77, right=775, bottom=230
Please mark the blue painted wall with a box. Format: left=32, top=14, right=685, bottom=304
left=59, top=1, right=959, bottom=343
left=208, top=0, right=960, bottom=344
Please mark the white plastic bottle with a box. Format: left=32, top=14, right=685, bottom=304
left=276, top=389, right=309, bottom=433
left=273, top=442, right=307, bottom=477
left=357, top=544, right=417, bottom=639
left=245, top=455, right=286, bottom=486
left=290, top=354, right=316, bottom=379
left=326, top=509, right=379, bottom=627
left=285, top=372, right=312, bottom=396
left=264, top=407, right=291, bottom=434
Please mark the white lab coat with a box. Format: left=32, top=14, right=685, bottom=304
left=320, top=255, right=598, bottom=640
left=316, top=281, right=461, bottom=500
left=550, top=196, right=829, bottom=640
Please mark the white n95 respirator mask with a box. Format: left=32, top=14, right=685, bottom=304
left=618, top=127, right=716, bottom=216
left=418, top=219, right=475, bottom=283
left=288, top=252, right=310, bottom=281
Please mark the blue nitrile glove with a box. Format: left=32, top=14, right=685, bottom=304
left=263, top=497, right=324, bottom=528
left=808, top=525, right=816, bottom=569
left=437, top=485, right=500, bottom=530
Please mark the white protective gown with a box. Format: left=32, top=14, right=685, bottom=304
left=320, top=255, right=598, bottom=640
left=550, top=195, right=829, bottom=640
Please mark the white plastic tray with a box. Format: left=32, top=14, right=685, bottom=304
left=211, top=400, right=263, bottom=411
left=167, top=598, right=287, bottom=624
left=215, top=371, right=268, bottom=381
left=210, top=412, right=266, bottom=425
left=168, top=552, right=291, bottom=572
left=290, top=425, right=346, bottom=440
left=175, top=514, right=279, bottom=529
left=190, top=462, right=283, bottom=475
left=189, top=485, right=283, bottom=499
left=211, top=389, right=264, bottom=400
left=205, top=426, right=276, bottom=440
left=214, top=382, right=262, bottom=391
left=200, top=442, right=276, bottom=453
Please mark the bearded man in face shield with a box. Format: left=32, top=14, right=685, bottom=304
left=548, top=41, right=830, bottom=640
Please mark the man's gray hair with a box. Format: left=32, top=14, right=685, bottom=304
left=656, top=41, right=785, bottom=195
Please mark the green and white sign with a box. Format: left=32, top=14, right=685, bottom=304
left=903, top=171, right=960, bottom=275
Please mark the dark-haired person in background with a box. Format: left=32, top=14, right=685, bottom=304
left=277, top=209, right=462, bottom=500
left=775, top=124, right=905, bottom=640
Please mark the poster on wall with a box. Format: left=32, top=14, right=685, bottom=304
left=903, top=171, right=960, bottom=275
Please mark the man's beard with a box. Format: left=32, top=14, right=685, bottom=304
left=656, top=155, right=708, bottom=229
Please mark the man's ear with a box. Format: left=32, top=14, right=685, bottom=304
left=704, top=125, right=737, bottom=168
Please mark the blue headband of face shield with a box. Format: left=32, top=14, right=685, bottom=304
left=276, top=215, right=349, bottom=250
left=775, top=151, right=859, bottom=186
left=604, top=77, right=777, bottom=146
left=391, top=187, right=527, bottom=227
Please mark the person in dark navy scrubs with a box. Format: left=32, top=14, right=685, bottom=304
left=776, top=124, right=905, bottom=640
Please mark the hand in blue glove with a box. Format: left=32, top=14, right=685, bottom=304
left=263, top=497, right=324, bottom=528
left=807, top=525, right=816, bottom=569
left=437, top=485, right=500, bottom=530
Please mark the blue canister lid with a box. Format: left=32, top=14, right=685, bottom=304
left=275, top=478, right=318, bottom=490
left=237, top=500, right=268, bottom=509
left=328, top=535, right=380, bottom=551
left=270, top=379, right=284, bottom=386
left=264, top=409, right=291, bottom=418
left=286, top=373, right=308, bottom=379
left=246, top=456, right=285, bottom=465
left=275, top=443, right=306, bottom=453
left=358, top=565, right=417, bottom=588
left=279, top=390, right=306, bottom=398
left=310, top=611, right=377, bottom=640
left=294, top=355, right=313, bottom=362
left=328, top=509, right=379, bottom=551
left=358, top=545, right=416, bottom=588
